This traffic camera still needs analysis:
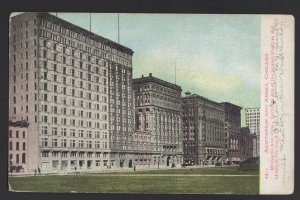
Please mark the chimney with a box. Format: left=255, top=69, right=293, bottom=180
left=149, top=73, right=152, bottom=77
left=185, top=91, right=191, bottom=96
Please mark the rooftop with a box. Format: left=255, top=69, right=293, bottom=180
left=12, top=12, right=134, bottom=55
left=182, top=93, right=221, bottom=106
left=220, top=102, right=242, bottom=110
left=133, top=73, right=182, bottom=91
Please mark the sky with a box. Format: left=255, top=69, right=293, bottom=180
left=12, top=13, right=261, bottom=125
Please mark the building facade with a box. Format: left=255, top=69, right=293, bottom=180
left=133, top=74, right=183, bottom=167
left=9, top=120, right=29, bottom=173
left=221, top=102, right=242, bottom=163
left=240, top=127, right=254, bottom=161
left=245, top=108, right=260, bottom=157
left=9, top=12, right=134, bottom=173
left=182, top=93, right=226, bottom=165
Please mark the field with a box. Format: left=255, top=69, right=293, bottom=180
left=8, top=167, right=259, bottom=194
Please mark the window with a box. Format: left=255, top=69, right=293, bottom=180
left=42, top=126, right=48, bottom=134
left=22, top=153, right=26, bottom=164
left=16, top=142, right=19, bottom=150
left=23, top=142, right=26, bottom=150
left=43, top=115, right=48, bottom=123
left=52, top=127, right=57, bottom=135
left=61, top=139, right=67, bottom=147
left=42, top=138, right=48, bottom=147
left=9, top=141, right=13, bottom=150
left=52, top=139, right=58, bottom=147
left=16, top=154, right=19, bottom=164
left=16, top=131, right=19, bottom=138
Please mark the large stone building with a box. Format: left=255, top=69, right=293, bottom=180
left=221, top=102, right=242, bottom=163
left=9, top=12, right=134, bottom=173
left=182, top=93, right=226, bottom=165
left=245, top=108, right=260, bottom=157
left=133, top=73, right=183, bottom=167
left=9, top=120, right=29, bottom=172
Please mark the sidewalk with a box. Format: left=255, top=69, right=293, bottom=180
left=8, top=165, right=233, bottom=177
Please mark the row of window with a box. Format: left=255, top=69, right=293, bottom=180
left=41, top=138, right=108, bottom=149
left=41, top=127, right=108, bottom=138
left=9, top=153, right=26, bottom=164
left=9, top=141, right=26, bottom=151
left=9, top=130, right=26, bottom=138
left=135, top=84, right=180, bottom=98
left=40, top=116, right=108, bottom=129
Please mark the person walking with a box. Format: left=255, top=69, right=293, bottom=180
left=38, top=167, right=41, bottom=175
left=34, top=168, right=37, bottom=176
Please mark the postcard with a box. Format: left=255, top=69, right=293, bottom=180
left=8, top=12, right=294, bottom=194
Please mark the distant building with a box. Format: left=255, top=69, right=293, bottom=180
left=9, top=120, right=29, bottom=173
left=245, top=108, right=260, bottom=157
left=221, top=102, right=242, bottom=163
left=240, top=127, right=254, bottom=161
left=133, top=73, right=183, bottom=167
left=182, top=93, right=226, bottom=165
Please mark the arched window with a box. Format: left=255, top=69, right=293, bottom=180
left=16, top=142, right=19, bottom=150
left=22, top=153, right=26, bottom=164
left=23, top=142, right=26, bottom=150
left=9, top=141, right=13, bottom=150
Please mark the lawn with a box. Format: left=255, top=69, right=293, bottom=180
left=108, top=166, right=259, bottom=175
left=9, top=167, right=259, bottom=194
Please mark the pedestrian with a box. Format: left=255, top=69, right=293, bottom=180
left=38, top=167, right=41, bottom=175
left=134, top=166, right=136, bottom=171
left=34, top=168, right=37, bottom=176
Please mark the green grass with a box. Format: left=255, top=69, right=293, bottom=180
left=9, top=167, right=259, bottom=194
left=109, top=167, right=259, bottom=175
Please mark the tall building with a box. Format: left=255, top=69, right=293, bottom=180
left=240, top=127, right=254, bottom=161
left=9, top=120, right=29, bottom=172
left=9, top=12, right=134, bottom=173
left=133, top=73, right=183, bottom=167
left=221, top=102, right=242, bottom=163
left=182, top=93, right=226, bottom=165
left=245, top=108, right=260, bottom=157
